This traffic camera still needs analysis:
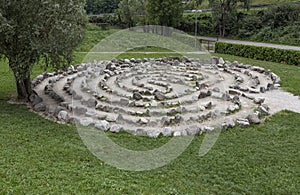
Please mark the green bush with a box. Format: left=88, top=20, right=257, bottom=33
left=177, top=13, right=214, bottom=36
left=215, top=42, right=300, bottom=66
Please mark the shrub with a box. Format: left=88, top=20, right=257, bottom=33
left=215, top=42, right=300, bottom=66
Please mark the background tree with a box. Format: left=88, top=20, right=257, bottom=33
left=116, top=0, right=146, bottom=28
left=146, top=0, right=183, bottom=27
left=0, top=0, right=86, bottom=100
left=209, top=0, right=250, bottom=37
left=86, top=0, right=121, bottom=15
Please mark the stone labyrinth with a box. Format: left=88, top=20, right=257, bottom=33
left=31, top=57, right=281, bottom=137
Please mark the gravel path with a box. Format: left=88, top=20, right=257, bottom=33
left=198, top=36, right=300, bottom=51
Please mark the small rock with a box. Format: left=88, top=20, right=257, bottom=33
left=260, top=87, right=266, bottom=93
left=29, top=94, right=43, bottom=106
left=222, top=118, right=235, bottom=130
left=120, top=98, right=129, bottom=106
left=186, top=126, right=201, bottom=136
left=161, top=117, right=171, bottom=126
left=198, top=90, right=211, bottom=99
left=228, top=89, right=241, bottom=96
left=173, top=131, right=182, bottom=137
left=95, top=120, right=110, bottom=131
left=79, top=118, right=94, bottom=127
left=34, top=103, right=47, bottom=112
left=147, top=130, right=161, bottom=138
left=139, top=118, right=148, bottom=124
left=153, top=90, right=165, bottom=101
left=110, top=124, right=122, bottom=133
left=57, top=110, right=69, bottom=122
left=254, top=97, right=265, bottom=105
left=247, top=114, right=261, bottom=124
left=258, top=106, right=269, bottom=116
left=237, top=119, right=250, bottom=127
left=133, top=92, right=143, bottom=100
left=73, top=107, right=88, bottom=115
left=174, top=114, right=183, bottom=124
left=219, top=57, right=225, bottom=65
left=204, top=102, right=213, bottom=109
left=151, top=100, right=158, bottom=107
left=162, top=127, right=172, bottom=137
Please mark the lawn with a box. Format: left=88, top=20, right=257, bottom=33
left=0, top=27, right=300, bottom=194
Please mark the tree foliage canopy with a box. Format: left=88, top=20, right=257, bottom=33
left=146, top=0, right=183, bottom=27
left=209, top=0, right=250, bottom=37
left=86, top=0, right=121, bottom=14
left=117, top=0, right=146, bottom=27
left=0, top=0, right=86, bottom=99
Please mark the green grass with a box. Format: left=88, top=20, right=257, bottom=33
left=1, top=27, right=300, bottom=194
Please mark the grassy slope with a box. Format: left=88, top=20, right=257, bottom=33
left=1, top=27, right=300, bottom=194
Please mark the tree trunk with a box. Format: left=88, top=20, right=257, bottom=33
left=9, top=61, right=33, bottom=101
left=15, top=75, right=33, bottom=100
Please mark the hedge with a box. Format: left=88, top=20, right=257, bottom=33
left=215, top=42, right=300, bottom=66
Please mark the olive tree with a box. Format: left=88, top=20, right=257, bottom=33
left=0, top=0, right=86, bottom=100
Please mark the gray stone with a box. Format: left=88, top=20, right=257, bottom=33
left=212, top=87, right=220, bottom=92
left=204, top=102, right=213, bottom=109
left=95, top=120, right=110, bottom=131
left=119, top=98, right=130, bottom=106
left=258, top=106, right=270, bottom=116
left=249, top=88, right=260, bottom=94
left=133, top=92, right=143, bottom=100
left=247, top=114, right=261, bottom=124
left=222, top=118, right=235, bottom=130
left=198, top=90, right=211, bottom=99
left=227, top=104, right=239, bottom=113
left=147, top=130, right=161, bottom=138
left=73, top=107, right=88, bottom=115
left=219, top=57, right=225, bottom=65
left=34, top=103, right=47, bottom=112
left=134, top=100, right=144, bottom=107
left=139, top=118, right=148, bottom=124
left=254, top=97, right=265, bottom=105
left=57, top=110, right=70, bottom=122
left=161, top=117, right=171, bottom=126
left=237, top=119, right=250, bottom=127
left=232, top=95, right=241, bottom=105
left=110, top=124, right=122, bottom=133
left=85, top=110, right=96, bottom=117
left=162, top=127, right=172, bottom=137
left=79, top=117, right=94, bottom=127
left=271, top=73, right=281, bottom=84
left=106, top=115, right=117, bottom=122
left=173, top=131, right=182, bottom=137
left=228, top=89, right=241, bottom=96
left=186, top=126, right=201, bottom=136
left=260, top=87, right=266, bottom=93
left=153, top=90, right=165, bottom=101
left=174, top=114, right=183, bottom=124
left=29, top=94, right=43, bottom=106
left=211, top=56, right=219, bottom=65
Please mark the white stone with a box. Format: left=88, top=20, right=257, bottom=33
left=95, top=120, right=110, bottom=131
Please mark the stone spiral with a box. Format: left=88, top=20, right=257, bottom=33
left=31, top=57, right=281, bottom=137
